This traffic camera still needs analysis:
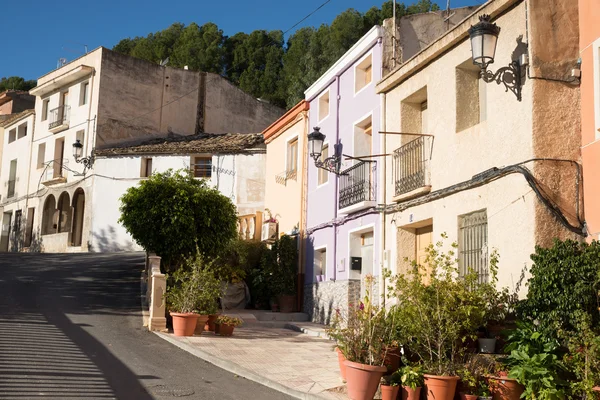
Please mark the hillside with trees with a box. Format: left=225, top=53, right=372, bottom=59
left=112, top=0, right=440, bottom=109
left=0, top=77, right=36, bottom=92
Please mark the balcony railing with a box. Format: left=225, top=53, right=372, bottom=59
left=275, top=169, right=297, bottom=186
left=339, top=161, right=376, bottom=210
left=238, top=211, right=263, bottom=241
left=393, top=136, right=432, bottom=197
left=49, top=105, right=70, bottom=130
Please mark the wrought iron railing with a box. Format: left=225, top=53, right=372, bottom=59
left=49, top=105, right=70, bottom=129
left=275, top=169, right=297, bottom=186
left=339, top=161, right=376, bottom=210
left=393, top=136, right=432, bottom=197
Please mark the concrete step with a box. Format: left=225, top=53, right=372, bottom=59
left=285, top=322, right=332, bottom=340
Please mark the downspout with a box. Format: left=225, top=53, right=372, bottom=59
left=333, top=75, right=340, bottom=282
left=298, top=108, right=309, bottom=311
left=85, top=66, right=97, bottom=251
left=23, top=113, right=35, bottom=247
left=379, top=46, right=387, bottom=308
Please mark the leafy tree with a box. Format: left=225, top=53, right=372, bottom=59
left=171, top=22, right=225, bottom=73
left=119, top=169, right=238, bottom=272
left=0, top=77, right=36, bottom=92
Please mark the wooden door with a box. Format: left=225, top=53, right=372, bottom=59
left=415, top=225, right=433, bottom=283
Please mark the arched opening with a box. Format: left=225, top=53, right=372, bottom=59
left=71, top=188, right=85, bottom=247
left=42, top=195, right=56, bottom=235
left=57, top=192, right=71, bottom=233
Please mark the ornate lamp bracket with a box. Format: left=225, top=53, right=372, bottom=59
left=481, top=61, right=522, bottom=101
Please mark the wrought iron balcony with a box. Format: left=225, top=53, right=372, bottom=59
left=393, top=136, right=432, bottom=198
left=275, top=169, right=297, bottom=186
left=49, top=105, right=70, bottom=130
left=339, top=161, right=376, bottom=210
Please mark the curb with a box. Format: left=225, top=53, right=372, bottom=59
left=155, top=332, right=331, bottom=400
left=284, top=323, right=331, bottom=340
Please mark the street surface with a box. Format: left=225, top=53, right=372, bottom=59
left=0, top=252, right=291, bottom=400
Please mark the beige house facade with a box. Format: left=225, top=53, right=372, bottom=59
left=377, top=0, right=582, bottom=294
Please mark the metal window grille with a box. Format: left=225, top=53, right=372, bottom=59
left=393, top=136, right=432, bottom=196
left=193, top=157, right=212, bottom=178
left=49, top=105, right=70, bottom=129
left=458, top=209, right=488, bottom=283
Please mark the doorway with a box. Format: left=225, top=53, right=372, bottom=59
left=360, top=231, right=374, bottom=298
left=71, top=189, right=85, bottom=247
left=1, top=212, right=12, bottom=252
left=416, top=225, right=433, bottom=283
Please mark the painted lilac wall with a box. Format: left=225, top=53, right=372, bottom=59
left=305, top=31, right=383, bottom=285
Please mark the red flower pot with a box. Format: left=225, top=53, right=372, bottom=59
left=344, top=360, right=387, bottom=400
left=460, top=393, right=479, bottom=400
left=170, top=312, right=199, bottom=337
left=384, top=346, right=402, bottom=373
left=278, top=295, right=295, bottom=313
left=205, top=314, right=219, bottom=332
left=423, top=374, right=460, bottom=400
left=194, top=315, right=209, bottom=335
left=402, top=386, right=422, bottom=400
left=217, top=323, right=235, bottom=336
left=487, top=376, right=524, bottom=400
left=336, top=347, right=347, bottom=381
left=381, top=385, right=400, bottom=400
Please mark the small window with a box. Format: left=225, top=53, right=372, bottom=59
left=458, top=209, right=488, bottom=283
left=353, top=115, right=373, bottom=157
left=80, top=82, right=89, bottom=106
left=42, top=99, right=50, bottom=121
left=37, top=143, right=46, bottom=169
left=53, top=138, right=65, bottom=178
left=192, top=156, right=212, bottom=178
left=7, top=159, right=17, bottom=198
left=287, top=138, right=298, bottom=173
left=318, top=90, right=330, bottom=121
left=314, top=248, right=326, bottom=280
left=456, top=60, right=483, bottom=132
left=76, top=130, right=85, bottom=146
left=17, top=123, right=27, bottom=139
left=355, top=54, right=373, bottom=93
left=8, top=129, right=16, bottom=143
left=318, top=145, right=329, bottom=185
left=141, top=158, right=153, bottom=178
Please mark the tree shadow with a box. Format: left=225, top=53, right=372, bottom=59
left=90, top=225, right=137, bottom=252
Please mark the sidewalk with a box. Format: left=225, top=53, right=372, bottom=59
left=156, top=325, right=348, bottom=400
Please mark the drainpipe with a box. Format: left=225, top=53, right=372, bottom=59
left=23, top=113, right=36, bottom=247
left=298, top=107, right=309, bottom=311
left=379, top=43, right=387, bottom=308
left=333, top=75, right=340, bottom=282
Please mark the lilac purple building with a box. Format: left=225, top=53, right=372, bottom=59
left=303, top=26, right=384, bottom=323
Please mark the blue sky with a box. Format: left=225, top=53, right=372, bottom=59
left=2, top=0, right=483, bottom=80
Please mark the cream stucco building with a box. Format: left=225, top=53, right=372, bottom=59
left=377, top=0, right=583, bottom=294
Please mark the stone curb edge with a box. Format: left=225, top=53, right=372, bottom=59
left=154, top=332, right=331, bottom=400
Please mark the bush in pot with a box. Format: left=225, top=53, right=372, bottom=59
left=388, top=236, right=499, bottom=400
left=327, top=275, right=395, bottom=400
left=215, top=315, right=243, bottom=336
left=380, top=371, right=402, bottom=400
left=400, top=364, right=424, bottom=400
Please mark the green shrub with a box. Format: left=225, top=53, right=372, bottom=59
left=262, top=235, right=298, bottom=296
left=119, top=169, right=238, bottom=272
left=518, top=239, right=600, bottom=336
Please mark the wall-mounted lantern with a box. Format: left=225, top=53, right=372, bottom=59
left=469, top=14, right=524, bottom=101
left=307, top=127, right=342, bottom=175
left=72, top=139, right=94, bottom=172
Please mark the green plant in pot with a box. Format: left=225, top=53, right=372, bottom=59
left=326, top=275, right=395, bottom=400
left=262, top=235, right=297, bottom=313
left=400, top=364, right=424, bottom=400
left=215, top=315, right=243, bottom=336
left=165, top=254, right=220, bottom=337
left=388, top=236, right=500, bottom=400
left=458, top=356, right=492, bottom=400
left=380, top=371, right=402, bottom=400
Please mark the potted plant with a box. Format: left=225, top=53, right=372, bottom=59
left=458, top=367, right=480, bottom=400
left=400, top=364, right=424, bottom=400
left=215, top=315, right=243, bottom=336
left=165, top=254, right=218, bottom=337
left=335, top=346, right=348, bottom=381
left=388, top=239, right=500, bottom=400
left=478, top=380, right=492, bottom=400
left=327, top=275, right=394, bottom=400
left=380, top=371, right=402, bottom=400
left=193, top=273, right=222, bottom=335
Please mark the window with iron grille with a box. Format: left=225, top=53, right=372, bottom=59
left=192, top=156, right=212, bottom=178
left=458, top=209, right=488, bottom=283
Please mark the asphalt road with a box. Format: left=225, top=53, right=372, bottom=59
left=0, top=252, right=292, bottom=400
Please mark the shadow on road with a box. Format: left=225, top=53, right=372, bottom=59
left=0, top=252, right=157, bottom=399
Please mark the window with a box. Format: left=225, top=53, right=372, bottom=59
left=355, top=54, right=373, bottom=93
left=42, top=99, right=49, bottom=121
left=456, top=60, right=484, bottom=132
left=17, top=123, right=27, bottom=139
left=7, top=159, right=17, bottom=198
left=42, top=195, right=56, bottom=235
left=76, top=130, right=85, bottom=147
left=458, top=209, right=488, bottom=283
left=318, top=90, right=330, bottom=121
left=8, top=129, right=16, bottom=143
left=287, top=138, right=298, bottom=174
left=24, top=208, right=35, bottom=247
left=80, top=82, right=89, bottom=106
left=318, top=145, right=329, bottom=185
left=314, top=248, right=326, bottom=280
left=37, top=143, right=46, bottom=169
left=354, top=115, right=373, bottom=157
left=53, top=138, right=65, bottom=178
left=192, top=156, right=212, bottom=178
left=141, top=158, right=153, bottom=178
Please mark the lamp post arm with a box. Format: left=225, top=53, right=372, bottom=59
left=481, top=60, right=522, bottom=101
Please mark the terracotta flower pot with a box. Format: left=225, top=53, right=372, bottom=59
left=423, top=374, right=460, bottom=400
left=402, top=386, right=422, bottom=400
left=460, top=393, right=479, bottom=400
left=278, top=295, right=295, bottom=313
left=384, top=346, right=402, bottom=373
left=381, top=385, right=400, bottom=400
left=205, top=314, right=219, bottom=332
left=170, top=312, right=199, bottom=337
left=335, top=347, right=347, bottom=381
left=217, top=323, right=235, bottom=336
left=344, top=360, right=387, bottom=400
left=194, top=315, right=210, bottom=335
left=487, top=376, right=524, bottom=400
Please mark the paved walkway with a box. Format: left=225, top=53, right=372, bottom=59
left=157, top=325, right=349, bottom=399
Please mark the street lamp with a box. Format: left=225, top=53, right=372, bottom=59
left=469, top=14, right=523, bottom=101
left=307, top=127, right=342, bottom=175
left=72, top=139, right=94, bottom=172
